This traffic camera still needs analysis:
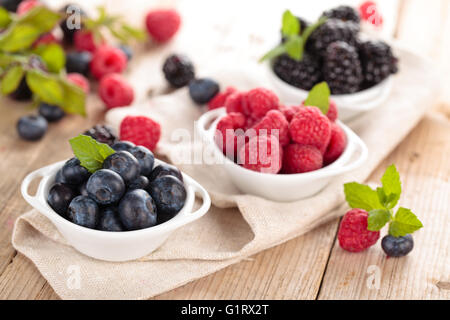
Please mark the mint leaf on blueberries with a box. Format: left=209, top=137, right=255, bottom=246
left=368, top=209, right=391, bottom=231
left=380, top=164, right=401, bottom=209
left=282, top=10, right=300, bottom=36
left=1, top=65, right=24, bottom=94
left=304, top=82, right=330, bottom=114
left=70, top=135, right=116, bottom=173
left=389, top=207, right=423, bottom=237
left=344, top=182, right=384, bottom=212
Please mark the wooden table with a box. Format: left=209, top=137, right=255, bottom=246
left=0, top=0, right=449, bottom=300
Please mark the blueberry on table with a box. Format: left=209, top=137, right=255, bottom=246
left=98, top=206, right=124, bottom=232
left=188, top=78, right=220, bottom=104
left=111, top=141, right=136, bottom=152
left=65, top=51, right=92, bottom=76
left=147, top=176, right=186, bottom=224
left=47, top=183, right=77, bottom=216
left=119, top=189, right=157, bottom=230
left=16, top=115, right=48, bottom=141
left=67, top=196, right=99, bottom=228
left=38, top=103, right=65, bottom=122
left=86, top=169, right=125, bottom=205
left=128, top=175, right=149, bottom=190
left=61, top=158, right=90, bottom=185
left=162, top=54, right=195, bottom=88
left=129, top=146, right=154, bottom=176
left=381, top=234, right=414, bottom=257
left=103, top=151, right=140, bottom=183
left=148, top=163, right=183, bottom=182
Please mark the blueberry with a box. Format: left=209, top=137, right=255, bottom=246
left=38, top=103, right=65, bottom=122
left=103, top=151, right=140, bottom=183
left=65, top=51, right=92, bottom=76
left=86, top=169, right=125, bottom=205
left=147, top=176, right=186, bottom=224
left=128, top=175, right=149, bottom=190
left=188, top=78, right=220, bottom=104
left=55, top=169, right=67, bottom=184
left=61, top=157, right=90, bottom=185
left=111, top=141, right=136, bottom=152
left=119, top=189, right=157, bottom=230
left=17, top=115, right=48, bottom=141
left=79, top=181, right=88, bottom=196
left=98, top=206, right=124, bottom=232
left=67, top=195, right=99, bottom=228
left=118, top=44, right=133, bottom=61
left=149, top=163, right=183, bottom=182
left=129, top=146, right=154, bottom=176
left=47, top=183, right=77, bottom=216
left=0, top=0, right=23, bottom=12
left=163, top=54, right=195, bottom=88
left=381, top=234, right=414, bottom=257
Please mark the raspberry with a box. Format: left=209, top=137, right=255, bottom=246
left=238, top=135, right=282, bottom=174
left=225, top=91, right=247, bottom=114
left=324, top=123, right=347, bottom=165
left=246, top=88, right=279, bottom=119
left=251, top=110, right=290, bottom=146
left=280, top=104, right=303, bottom=122
left=338, top=209, right=380, bottom=252
left=17, top=0, right=40, bottom=15
left=99, top=73, right=134, bottom=109
left=289, top=107, right=332, bottom=154
left=282, top=144, right=323, bottom=174
left=359, top=1, right=383, bottom=27
left=214, top=112, right=246, bottom=156
left=74, top=30, right=102, bottom=53
left=90, top=45, right=127, bottom=80
left=67, top=73, right=90, bottom=93
left=145, top=9, right=181, bottom=43
left=120, top=116, right=161, bottom=151
left=208, top=86, right=237, bottom=110
left=326, top=99, right=338, bottom=122
left=32, top=33, right=58, bottom=48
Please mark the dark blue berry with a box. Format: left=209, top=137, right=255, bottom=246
left=103, top=151, right=140, bottom=183
left=47, top=183, right=77, bottom=216
left=65, top=51, right=92, bottom=76
left=118, top=44, right=133, bottom=61
left=55, top=169, right=67, bottom=184
left=10, top=77, right=32, bottom=101
left=188, top=78, right=220, bottom=104
left=86, top=169, right=125, bottom=205
left=17, top=115, right=48, bottom=141
left=79, top=181, right=88, bottom=196
left=128, top=175, right=149, bottom=190
left=61, top=157, right=90, bottom=185
left=149, top=163, right=183, bottom=182
left=129, top=146, right=154, bottom=176
left=163, top=54, right=195, bottom=88
left=119, top=189, right=157, bottom=230
left=147, top=176, right=186, bottom=224
left=67, top=195, right=99, bottom=228
left=111, top=141, right=135, bottom=152
left=98, top=206, right=124, bottom=232
left=381, top=234, right=414, bottom=257
left=38, top=103, right=65, bottom=122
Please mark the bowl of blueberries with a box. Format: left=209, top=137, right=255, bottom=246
left=21, top=136, right=211, bottom=262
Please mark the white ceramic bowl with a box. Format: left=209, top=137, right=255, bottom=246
left=196, top=108, right=368, bottom=202
left=266, top=61, right=394, bottom=122
left=21, top=159, right=211, bottom=262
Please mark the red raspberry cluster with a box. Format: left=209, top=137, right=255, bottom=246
left=213, top=87, right=347, bottom=174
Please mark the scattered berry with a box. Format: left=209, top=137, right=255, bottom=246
left=282, top=144, right=323, bottom=174
left=214, top=112, right=246, bottom=155
left=148, top=175, right=186, bottom=224
left=162, top=54, right=195, bottom=88
left=17, top=115, right=48, bottom=141
left=99, top=73, right=134, bottom=109
left=83, top=124, right=118, bottom=146
left=119, top=189, right=157, bottom=230
left=67, top=73, right=90, bottom=93
left=90, top=45, right=127, bottom=80
left=118, top=44, right=133, bottom=61
left=238, top=135, right=283, bottom=174
left=65, top=51, right=92, bottom=77
left=98, top=206, right=124, bottom=232
left=67, top=195, right=99, bottom=229
left=47, top=183, right=77, bottom=216
left=246, top=88, right=279, bottom=120
left=324, top=123, right=347, bottom=165
left=16, top=0, right=40, bottom=16
left=120, top=116, right=161, bottom=151
left=145, top=9, right=181, bottom=43
left=86, top=169, right=126, bottom=205
left=61, top=157, right=90, bottom=185
left=189, top=78, right=220, bottom=105
left=74, top=30, right=102, bottom=53
left=103, top=151, right=140, bottom=183
left=149, top=163, right=183, bottom=182
left=273, top=53, right=322, bottom=91
left=38, top=103, right=65, bottom=122
left=322, top=5, right=360, bottom=25
left=338, top=209, right=380, bottom=252
left=208, top=86, right=237, bottom=110
left=129, top=146, right=155, bottom=176
left=381, top=234, right=414, bottom=257
left=251, top=110, right=290, bottom=146
left=111, top=140, right=135, bottom=152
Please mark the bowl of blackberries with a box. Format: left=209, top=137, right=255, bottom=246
left=21, top=133, right=211, bottom=262
left=262, top=6, right=399, bottom=121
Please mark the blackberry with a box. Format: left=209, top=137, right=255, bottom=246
left=84, top=124, right=117, bottom=146
left=322, top=6, right=361, bottom=26
left=273, top=53, right=322, bottom=91
left=323, top=41, right=363, bottom=94
left=10, top=77, right=32, bottom=101
left=358, top=40, right=399, bottom=87
left=162, top=54, right=195, bottom=88
left=307, top=19, right=359, bottom=56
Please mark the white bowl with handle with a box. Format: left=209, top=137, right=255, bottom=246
left=196, top=108, right=368, bottom=202
left=21, top=159, right=211, bottom=262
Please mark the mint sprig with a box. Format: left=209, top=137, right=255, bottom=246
left=344, top=165, right=423, bottom=237
left=69, top=135, right=116, bottom=173
left=304, top=82, right=330, bottom=115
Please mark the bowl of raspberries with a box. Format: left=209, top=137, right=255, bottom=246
left=197, top=86, right=368, bottom=202
left=20, top=134, right=211, bottom=262
left=263, top=6, right=399, bottom=121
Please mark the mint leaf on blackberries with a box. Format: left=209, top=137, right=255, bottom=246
left=282, top=10, right=300, bottom=36
left=389, top=207, right=423, bottom=237
left=304, top=82, right=330, bottom=115
left=69, top=135, right=116, bottom=173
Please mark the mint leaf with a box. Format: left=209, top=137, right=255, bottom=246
left=26, top=69, right=64, bottom=105
left=368, top=209, right=391, bottom=231
left=259, top=44, right=286, bottom=63
left=381, top=164, right=401, bottom=209
left=61, top=78, right=87, bottom=116
left=69, top=135, right=116, bottom=173
left=121, top=24, right=147, bottom=41
left=282, top=10, right=300, bottom=36
left=16, top=6, right=61, bottom=34
left=389, top=207, right=423, bottom=237
left=0, top=7, right=12, bottom=28
left=34, top=43, right=66, bottom=73
left=0, top=24, right=41, bottom=52
left=1, top=65, right=24, bottom=94
left=285, top=35, right=303, bottom=60
left=304, top=82, right=330, bottom=114
left=344, top=182, right=384, bottom=211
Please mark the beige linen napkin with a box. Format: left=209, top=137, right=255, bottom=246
left=12, top=48, right=438, bottom=299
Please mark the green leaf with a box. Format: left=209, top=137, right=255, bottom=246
left=60, top=78, right=86, bottom=116
left=389, top=207, right=423, bottom=237
left=381, top=164, right=401, bottom=209
left=259, top=44, right=286, bottom=63
left=26, top=69, right=64, bottom=105
left=16, top=6, right=61, bottom=34
left=0, top=24, right=41, bottom=52
left=69, top=135, right=116, bottom=173
left=304, top=82, right=330, bottom=114
left=368, top=209, right=391, bottom=231
left=34, top=43, right=66, bottom=73
left=0, top=7, right=12, bottom=28
left=344, top=182, right=384, bottom=212
left=281, top=10, right=299, bottom=36
left=1, top=65, right=24, bottom=94
left=121, top=25, right=147, bottom=41
left=285, top=35, right=303, bottom=60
